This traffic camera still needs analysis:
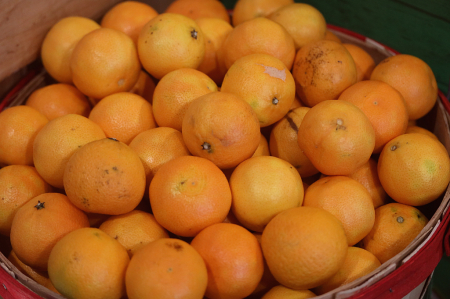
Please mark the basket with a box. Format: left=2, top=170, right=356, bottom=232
left=0, top=23, right=450, bottom=299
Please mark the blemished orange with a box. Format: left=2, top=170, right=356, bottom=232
left=338, top=80, right=409, bottom=153
left=138, top=13, right=206, bottom=80
left=48, top=227, right=130, bottom=299
left=297, top=100, right=376, bottom=176
left=370, top=54, right=438, bottom=120
left=230, top=156, right=304, bottom=232
left=128, top=127, right=191, bottom=190
left=362, top=202, right=429, bottom=264
left=231, top=0, right=294, bottom=27
left=303, top=176, right=375, bottom=246
left=220, top=17, right=296, bottom=70
left=128, top=70, right=157, bottom=104
left=88, top=92, right=156, bottom=144
left=70, top=28, right=141, bottom=100
left=41, top=16, right=100, bottom=83
left=292, top=40, right=357, bottom=107
left=377, top=133, right=450, bottom=206
left=99, top=210, right=169, bottom=257
left=261, top=206, right=348, bottom=290
left=181, top=91, right=261, bottom=169
left=33, top=114, right=106, bottom=189
left=100, top=1, right=158, bottom=44
left=268, top=3, right=327, bottom=50
left=324, top=30, right=341, bottom=43
left=221, top=53, right=296, bottom=127
left=342, top=43, right=376, bottom=81
left=149, top=155, right=232, bottom=237
left=25, top=83, right=91, bottom=121
left=0, top=105, right=48, bottom=166
left=63, top=138, right=146, bottom=215
left=165, top=0, right=230, bottom=23
left=314, top=247, right=381, bottom=295
left=10, top=193, right=90, bottom=271
left=0, top=165, right=52, bottom=236
left=190, top=223, right=265, bottom=299
left=270, top=106, right=319, bottom=178
left=152, top=68, right=218, bottom=131
left=405, top=125, right=439, bottom=140
left=261, top=285, right=316, bottom=299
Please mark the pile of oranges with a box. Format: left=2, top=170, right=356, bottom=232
left=0, top=0, right=449, bottom=298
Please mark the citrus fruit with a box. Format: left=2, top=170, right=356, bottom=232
left=342, top=43, right=376, bottom=81
left=231, top=0, right=294, bottom=26
left=165, top=0, right=230, bottom=23
left=261, top=285, right=316, bottom=299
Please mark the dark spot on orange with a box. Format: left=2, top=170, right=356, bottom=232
left=34, top=201, right=45, bottom=210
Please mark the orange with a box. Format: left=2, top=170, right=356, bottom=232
left=220, top=17, right=296, bottom=70
left=0, top=105, right=48, bottom=166
left=261, top=285, right=316, bottom=299
left=152, top=68, right=218, bottom=131
left=342, top=43, right=376, bottom=81
left=253, top=133, right=271, bottom=157
left=230, top=156, right=304, bottom=232
left=33, top=114, right=106, bottom=189
left=270, top=106, right=319, bottom=178
left=190, top=222, right=265, bottom=298
left=128, top=70, right=157, bottom=104
left=324, top=30, right=341, bottom=43
left=100, top=1, right=158, bottom=44
left=268, top=3, right=327, bottom=50
left=138, top=13, right=206, bottom=80
left=63, top=138, right=146, bottom=215
left=377, top=133, right=450, bottom=206
left=25, top=83, right=91, bottom=121
left=338, top=80, right=409, bottom=153
left=70, top=27, right=141, bottom=100
left=181, top=91, right=261, bottom=169
left=48, top=227, right=130, bottom=299
left=149, top=155, right=232, bottom=237
left=261, top=206, right=348, bottom=290
left=88, top=92, right=156, bottom=144
left=10, top=193, right=90, bottom=271
left=292, top=40, right=357, bottom=107
left=314, top=247, right=381, bottom=295
left=221, top=53, right=296, bottom=127
left=370, top=54, right=438, bottom=120
left=231, top=0, right=294, bottom=26
left=303, top=176, right=375, bottom=246
left=0, top=165, right=52, bottom=236
left=41, top=16, right=100, bottom=83
left=405, top=125, right=439, bottom=140
left=99, top=210, right=169, bottom=257
left=297, top=100, right=376, bottom=176
left=165, top=0, right=230, bottom=23
left=362, top=202, right=429, bottom=264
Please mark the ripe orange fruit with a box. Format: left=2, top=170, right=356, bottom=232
left=268, top=3, right=327, bottom=50
left=128, top=70, right=157, bottom=104
left=297, top=100, right=376, bottom=176
left=405, top=125, right=439, bottom=140
left=25, top=83, right=91, bottom=121
left=362, top=202, right=429, bottom=264
left=10, top=193, right=90, bottom=270
left=0, top=105, right=48, bottom=166
left=0, top=165, right=52, bottom=236
left=231, top=0, right=294, bottom=26
left=70, top=28, right=141, bottom=100
left=126, top=237, right=208, bottom=299
left=165, top=0, right=231, bottom=23
left=190, top=222, right=265, bottom=299
left=63, top=138, right=146, bottom=215
left=338, top=80, right=409, bottom=153
left=138, top=13, right=206, bottom=80
left=261, top=206, right=348, bottom=290
left=292, top=40, right=357, bottom=107
left=149, top=155, right=231, bottom=237
left=370, top=54, right=438, bottom=120
left=342, top=43, right=376, bottom=81
left=221, top=53, right=296, bottom=127
left=48, top=227, right=130, bottom=299
left=253, top=133, right=271, bottom=157
left=181, top=91, right=261, bottom=169
left=261, top=285, right=316, bottom=299
left=313, top=247, right=381, bottom=295
left=377, top=133, right=450, bottom=206
left=33, top=114, right=106, bottom=189
left=88, top=92, right=156, bottom=144
left=100, top=1, right=158, bottom=44
left=230, top=156, right=304, bottom=232
left=303, top=176, right=375, bottom=246
left=152, top=68, right=218, bottom=131
left=324, top=30, right=341, bottom=43
left=41, top=16, right=100, bottom=83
